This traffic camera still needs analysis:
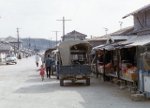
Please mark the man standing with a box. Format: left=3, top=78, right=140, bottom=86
left=45, top=55, right=53, bottom=78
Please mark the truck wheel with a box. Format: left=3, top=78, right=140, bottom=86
left=60, top=79, right=64, bottom=86
left=86, top=78, right=90, bottom=86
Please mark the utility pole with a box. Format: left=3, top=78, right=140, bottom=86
left=16, top=28, right=20, bottom=51
left=28, top=37, right=31, bottom=50
left=119, top=21, right=123, bottom=29
left=104, top=27, right=108, bottom=35
left=52, top=31, right=60, bottom=47
left=57, top=16, right=71, bottom=41
left=49, top=38, right=51, bottom=48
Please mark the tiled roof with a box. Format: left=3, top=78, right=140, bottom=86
left=64, top=30, right=87, bottom=38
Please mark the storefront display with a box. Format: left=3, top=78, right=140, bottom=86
left=119, top=47, right=138, bottom=81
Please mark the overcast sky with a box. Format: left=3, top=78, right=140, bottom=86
left=0, top=0, right=149, bottom=40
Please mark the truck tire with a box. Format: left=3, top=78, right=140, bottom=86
left=86, top=78, right=90, bottom=86
left=60, top=79, right=64, bottom=86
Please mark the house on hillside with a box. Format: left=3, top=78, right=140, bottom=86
left=4, top=36, right=23, bottom=58
left=62, top=30, right=87, bottom=41
left=5, top=36, right=23, bottom=50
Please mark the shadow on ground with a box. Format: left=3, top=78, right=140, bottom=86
left=14, top=76, right=90, bottom=94
left=14, top=76, right=150, bottom=108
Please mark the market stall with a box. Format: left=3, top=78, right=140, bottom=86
left=93, top=35, right=150, bottom=93
left=119, top=47, right=138, bottom=82
left=93, top=43, right=120, bottom=80
left=119, top=35, right=150, bottom=97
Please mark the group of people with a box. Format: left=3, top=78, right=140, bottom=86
left=35, top=54, right=54, bottom=81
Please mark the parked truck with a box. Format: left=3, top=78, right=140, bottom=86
left=57, top=40, right=92, bottom=86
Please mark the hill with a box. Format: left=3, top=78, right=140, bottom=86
left=21, top=38, right=56, bottom=51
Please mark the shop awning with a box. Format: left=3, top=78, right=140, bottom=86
left=125, top=35, right=150, bottom=47
left=92, top=35, right=137, bottom=50
left=92, top=44, right=107, bottom=50
left=92, top=43, right=117, bottom=51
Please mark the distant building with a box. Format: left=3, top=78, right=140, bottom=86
left=87, top=26, right=135, bottom=47
left=62, top=30, right=87, bottom=41
left=4, top=36, right=23, bottom=50
left=0, top=41, right=13, bottom=62
left=4, top=36, right=23, bottom=58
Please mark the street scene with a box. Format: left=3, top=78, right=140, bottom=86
left=0, top=56, right=150, bottom=108
left=1, top=0, right=150, bottom=108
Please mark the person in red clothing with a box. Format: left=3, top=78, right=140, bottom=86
left=40, top=65, right=45, bottom=81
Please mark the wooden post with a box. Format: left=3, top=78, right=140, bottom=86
left=117, top=49, right=120, bottom=79
left=103, top=48, right=106, bottom=81
left=96, top=50, right=99, bottom=78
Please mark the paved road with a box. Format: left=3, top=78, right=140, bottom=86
left=0, top=56, right=150, bottom=108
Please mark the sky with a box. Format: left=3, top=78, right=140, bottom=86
left=0, top=0, right=150, bottom=40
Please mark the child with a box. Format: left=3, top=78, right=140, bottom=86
left=40, top=65, right=45, bottom=81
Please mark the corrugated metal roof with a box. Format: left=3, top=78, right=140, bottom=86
left=92, top=35, right=137, bottom=50
left=123, top=4, right=150, bottom=18
left=111, top=35, right=136, bottom=40
left=118, top=36, right=137, bottom=45
left=93, top=43, right=117, bottom=51
left=93, top=44, right=106, bottom=50
left=93, top=35, right=150, bottom=50
left=88, top=35, right=136, bottom=41
left=126, top=35, right=150, bottom=46
left=111, top=26, right=134, bottom=36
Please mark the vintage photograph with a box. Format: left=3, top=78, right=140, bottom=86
left=0, top=0, right=150, bottom=108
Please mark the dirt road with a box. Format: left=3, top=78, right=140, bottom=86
left=0, top=56, right=150, bottom=108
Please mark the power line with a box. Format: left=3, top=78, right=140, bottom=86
left=57, top=16, right=71, bottom=41
left=28, top=37, right=31, bottom=50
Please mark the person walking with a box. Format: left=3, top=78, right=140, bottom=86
left=39, top=65, right=45, bottom=81
left=41, top=54, right=45, bottom=65
left=35, top=54, right=40, bottom=67
left=45, top=55, right=53, bottom=78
